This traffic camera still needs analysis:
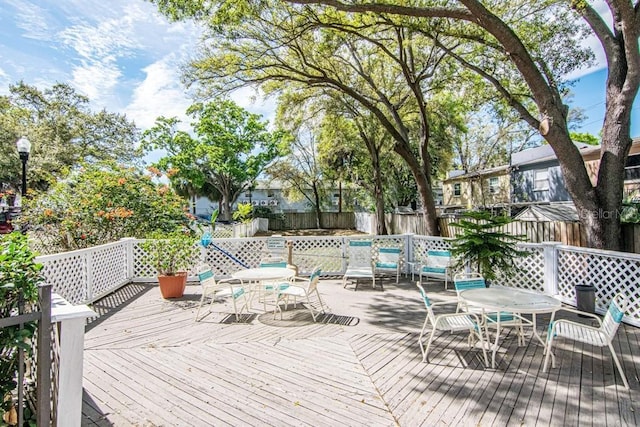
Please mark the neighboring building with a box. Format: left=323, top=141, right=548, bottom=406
left=441, top=165, right=511, bottom=211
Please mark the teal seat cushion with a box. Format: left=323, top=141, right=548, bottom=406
left=422, top=266, right=446, bottom=274
left=485, top=312, right=516, bottom=322
left=376, top=262, right=398, bottom=269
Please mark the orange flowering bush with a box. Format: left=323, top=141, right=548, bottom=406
left=20, top=163, right=195, bottom=252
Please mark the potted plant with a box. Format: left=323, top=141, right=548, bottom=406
left=141, top=231, right=196, bottom=298
left=450, top=211, right=529, bottom=283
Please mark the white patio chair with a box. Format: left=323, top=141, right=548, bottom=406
left=342, top=240, right=376, bottom=291
left=453, top=273, right=526, bottom=346
left=375, top=247, right=402, bottom=285
left=420, top=250, right=455, bottom=289
left=543, top=293, right=630, bottom=389
left=275, top=267, right=327, bottom=321
left=195, top=265, right=249, bottom=322
left=416, top=282, right=489, bottom=367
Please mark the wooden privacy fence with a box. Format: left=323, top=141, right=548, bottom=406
left=268, top=212, right=355, bottom=230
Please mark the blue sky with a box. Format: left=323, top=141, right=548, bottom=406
left=0, top=0, right=637, bottom=142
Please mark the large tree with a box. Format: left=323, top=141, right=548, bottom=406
left=152, top=1, right=462, bottom=235
left=0, top=82, right=138, bottom=193
left=142, top=99, right=286, bottom=221
left=273, top=0, right=639, bottom=250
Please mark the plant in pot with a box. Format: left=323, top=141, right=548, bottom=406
left=141, top=231, right=197, bottom=298
left=449, top=211, right=529, bottom=283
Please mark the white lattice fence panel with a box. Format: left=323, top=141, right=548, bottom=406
left=204, top=239, right=265, bottom=275
left=493, top=244, right=545, bottom=292
left=411, top=236, right=453, bottom=263
left=210, top=225, right=233, bottom=239
left=38, top=254, right=86, bottom=304
left=372, top=235, right=407, bottom=270
left=289, top=237, right=344, bottom=275
left=87, top=243, right=129, bottom=302
left=132, top=240, right=203, bottom=280
left=558, top=248, right=640, bottom=326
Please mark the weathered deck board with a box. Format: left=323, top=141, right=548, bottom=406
left=82, top=279, right=640, bottom=426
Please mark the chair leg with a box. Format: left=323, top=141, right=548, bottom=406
left=424, top=325, right=437, bottom=363
left=418, top=316, right=430, bottom=361
left=475, top=327, right=490, bottom=368
left=543, top=336, right=555, bottom=372
left=608, top=343, right=630, bottom=389
left=195, top=293, right=206, bottom=322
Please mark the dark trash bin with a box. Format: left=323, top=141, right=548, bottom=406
left=575, top=284, right=596, bottom=317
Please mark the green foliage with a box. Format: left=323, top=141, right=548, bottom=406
left=232, top=202, right=253, bottom=224
left=570, top=132, right=600, bottom=145
left=140, top=231, right=197, bottom=276
left=0, top=82, right=138, bottom=193
left=20, top=163, right=193, bottom=253
left=209, top=208, right=219, bottom=229
left=0, top=232, right=43, bottom=425
left=141, top=99, right=287, bottom=221
left=450, top=211, right=529, bottom=282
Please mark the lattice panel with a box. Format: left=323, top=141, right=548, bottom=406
left=289, top=237, right=344, bottom=275
left=411, top=236, right=453, bottom=263
left=558, top=249, right=640, bottom=324
left=493, top=245, right=545, bottom=292
left=88, top=244, right=128, bottom=302
left=40, top=255, right=86, bottom=305
left=204, top=238, right=266, bottom=275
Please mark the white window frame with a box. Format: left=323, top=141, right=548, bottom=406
left=534, top=169, right=549, bottom=191
left=453, top=183, right=461, bottom=197
left=488, top=177, right=499, bottom=194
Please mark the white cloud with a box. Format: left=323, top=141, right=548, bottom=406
left=124, top=55, right=193, bottom=130
left=71, top=62, right=122, bottom=103
left=9, top=0, right=51, bottom=40
left=565, top=0, right=611, bottom=80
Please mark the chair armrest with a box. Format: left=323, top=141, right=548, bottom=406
left=550, top=318, right=603, bottom=334
left=554, top=307, right=603, bottom=326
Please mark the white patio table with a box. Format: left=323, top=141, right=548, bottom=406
left=231, top=267, right=295, bottom=311
left=460, top=287, right=561, bottom=368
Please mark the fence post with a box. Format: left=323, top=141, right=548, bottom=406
left=37, top=284, right=52, bottom=427
left=404, top=234, right=413, bottom=275
left=121, top=238, right=136, bottom=281
left=84, top=249, right=93, bottom=302
left=52, top=294, right=96, bottom=427
left=542, top=241, right=560, bottom=295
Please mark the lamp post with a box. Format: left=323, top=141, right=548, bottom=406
left=16, top=136, right=31, bottom=198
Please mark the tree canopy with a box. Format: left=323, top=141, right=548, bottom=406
left=141, top=99, right=287, bottom=221
left=0, top=82, right=138, bottom=193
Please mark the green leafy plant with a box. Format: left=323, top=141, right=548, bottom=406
left=450, top=211, right=529, bottom=282
left=232, top=202, right=253, bottom=224
left=140, top=231, right=197, bottom=276
left=1, top=232, right=43, bottom=426
left=210, top=208, right=219, bottom=229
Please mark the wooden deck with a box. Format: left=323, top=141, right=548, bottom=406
left=81, top=277, right=640, bottom=426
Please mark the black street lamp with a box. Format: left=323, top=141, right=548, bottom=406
left=16, top=136, right=31, bottom=197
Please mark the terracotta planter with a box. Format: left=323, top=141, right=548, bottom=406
left=157, top=272, right=187, bottom=298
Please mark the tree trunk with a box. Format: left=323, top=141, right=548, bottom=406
left=312, top=182, right=323, bottom=229
left=371, top=150, right=388, bottom=235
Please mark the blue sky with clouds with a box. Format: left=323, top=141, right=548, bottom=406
left=0, top=0, right=636, bottom=141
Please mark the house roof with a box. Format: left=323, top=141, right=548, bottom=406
left=443, top=165, right=510, bottom=183
left=515, top=203, right=579, bottom=222
left=511, top=143, right=594, bottom=166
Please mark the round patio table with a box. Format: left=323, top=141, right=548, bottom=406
left=231, top=267, right=295, bottom=312
left=460, top=287, right=561, bottom=368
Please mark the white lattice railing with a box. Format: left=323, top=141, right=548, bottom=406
left=34, top=234, right=640, bottom=327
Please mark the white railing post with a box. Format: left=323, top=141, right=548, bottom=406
left=121, top=238, right=136, bottom=281
left=404, top=234, right=413, bottom=275
left=84, top=249, right=93, bottom=302
left=51, top=294, right=96, bottom=427
left=542, top=241, right=560, bottom=295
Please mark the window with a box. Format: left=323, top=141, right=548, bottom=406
left=267, top=191, right=274, bottom=198
left=534, top=169, right=549, bottom=191
left=453, top=183, right=461, bottom=197
left=488, top=177, right=499, bottom=194
left=625, top=154, right=640, bottom=181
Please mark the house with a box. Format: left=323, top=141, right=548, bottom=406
left=441, top=165, right=511, bottom=211
left=511, top=137, right=640, bottom=204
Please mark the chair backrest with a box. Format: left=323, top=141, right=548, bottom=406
left=307, top=267, right=322, bottom=293
left=259, top=257, right=287, bottom=268
left=347, top=240, right=373, bottom=267
left=453, top=272, right=485, bottom=295
left=376, top=247, right=401, bottom=267
left=197, top=267, right=216, bottom=288
left=416, top=282, right=436, bottom=323
left=426, top=250, right=452, bottom=268
left=601, top=294, right=628, bottom=340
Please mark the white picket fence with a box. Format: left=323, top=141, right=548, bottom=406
left=35, top=234, right=640, bottom=327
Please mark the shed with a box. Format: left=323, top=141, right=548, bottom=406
left=515, top=203, right=579, bottom=222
